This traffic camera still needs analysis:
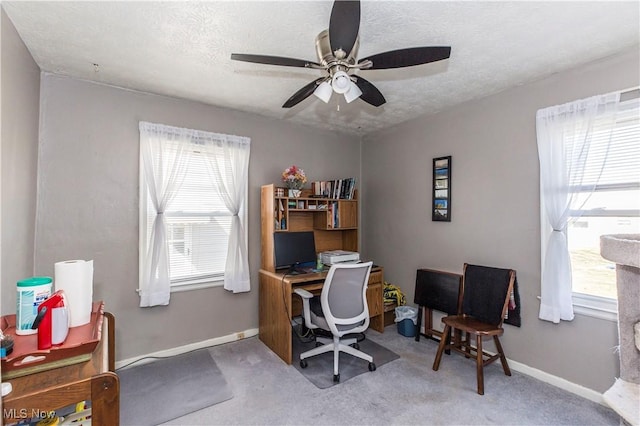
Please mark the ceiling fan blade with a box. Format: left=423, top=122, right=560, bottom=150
left=282, top=78, right=326, bottom=108
left=231, top=53, right=320, bottom=68
left=329, top=0, right=360, bottom=57
left=359, top=46, right=451, bottom=70
left=353, top=75, right=386, bottom=107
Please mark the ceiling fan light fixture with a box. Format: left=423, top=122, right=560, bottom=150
left=313, top=81, right=333, bottom=103
left=343, top=81, right=362, bottom=103
left=331, top=71, right=351, bottom=94
left=231, top=1, right=450, bottom=109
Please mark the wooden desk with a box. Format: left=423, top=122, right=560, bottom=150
left=2, top=312, right=119, bottom=425
left=259, top=266, right=384, bottom=365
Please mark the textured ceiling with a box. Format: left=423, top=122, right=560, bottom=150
left=4, top=1, right=639, bottom=136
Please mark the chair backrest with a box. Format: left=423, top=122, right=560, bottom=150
left=462, top=263, right=516, bottom=327
left=321, top=261, right=373, bottom=336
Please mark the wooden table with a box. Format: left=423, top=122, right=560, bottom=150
left=259, top=266, right=384, bottom=365
left=2, top=312, right=119, bottom=425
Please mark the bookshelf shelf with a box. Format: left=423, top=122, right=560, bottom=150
left=261, top=184, right=359, bottom=272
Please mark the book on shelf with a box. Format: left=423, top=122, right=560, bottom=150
left=327, top=201, right=339, bottom=228
left=275, top=217, right=286, bottom=230
left=310, top=177, right=357, bottom=200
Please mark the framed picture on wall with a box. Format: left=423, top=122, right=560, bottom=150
left=432, top=156, right=451, bottom=222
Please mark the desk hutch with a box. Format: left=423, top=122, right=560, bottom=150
left=259, top=184, right=384, bottom=364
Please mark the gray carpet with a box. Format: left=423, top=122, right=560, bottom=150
left=119, top=348, right=233, bottom=426
left=160, top=326, right=619, bottom=425
left=291, top=331, right=400, bottom=388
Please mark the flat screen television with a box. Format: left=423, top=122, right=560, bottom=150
left=274, top=231, right=317, bottom=271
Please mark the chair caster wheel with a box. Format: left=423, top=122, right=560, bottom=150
left=300, top=360, right=308, bottom=369
left=368, top=362, right=376, bottom=372
left=333, top=374, right=340, bottom=383
left=352, top=343, right=360, bottom=350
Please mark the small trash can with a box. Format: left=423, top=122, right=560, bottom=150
left=394, top=305, right=418, bottom=337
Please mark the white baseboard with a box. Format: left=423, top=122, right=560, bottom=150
left=115, top=328, right=259, bottom=370
left=507, top=358, right=604, bottom=405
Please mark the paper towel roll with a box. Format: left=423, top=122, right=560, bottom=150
left=54, top=260, right=93, bottom=327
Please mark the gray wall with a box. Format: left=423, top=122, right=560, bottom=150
left=0, top=8, right=40, bottom=313
left=35, top=74, right=361, bottom=360
left=361, top=48, right=639, bottom=393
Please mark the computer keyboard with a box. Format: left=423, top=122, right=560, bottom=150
left=291, top=266, right=315, bottom=275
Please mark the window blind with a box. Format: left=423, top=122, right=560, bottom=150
left=567, top=99, right=640, bottom=189
left=144, top=142, right=234, bottom=284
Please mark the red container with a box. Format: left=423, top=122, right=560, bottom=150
left=33, top=290, right=69, bottom=350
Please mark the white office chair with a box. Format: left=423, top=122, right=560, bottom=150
left=294, top=261, right=376, bottom=382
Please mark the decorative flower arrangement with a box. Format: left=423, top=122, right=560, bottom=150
left=282, top=165, right=307, bottom=190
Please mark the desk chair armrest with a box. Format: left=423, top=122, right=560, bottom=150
left=293, top=288, right=314, bottom=299
left=294, top=288, right=315, bottom=329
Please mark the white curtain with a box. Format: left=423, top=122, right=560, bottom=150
left=536, top=93, right=620, bottom=323
left=202, top=134, right=251, bottom=293
left=139, top=122, right=192, bottom=307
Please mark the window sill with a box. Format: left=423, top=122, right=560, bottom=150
left=170, top=277, right=224, bottom=293
left=572, top=292, right=618, bottom=322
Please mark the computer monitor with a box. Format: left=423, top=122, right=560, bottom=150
left=273, top=231, right=317, bottom=270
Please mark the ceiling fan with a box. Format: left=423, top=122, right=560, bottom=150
left=230, top=0, right=451, bottom=108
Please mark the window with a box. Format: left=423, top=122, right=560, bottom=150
left=138, top=122, right=250, bottom=307
left=567, top=96, right=640, bottom=317
left=142, top=150, right=235, bottom=287
left=537, top=91, right=639, bottom=323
